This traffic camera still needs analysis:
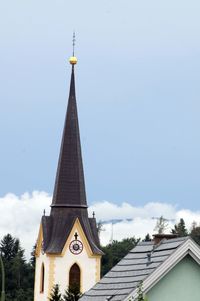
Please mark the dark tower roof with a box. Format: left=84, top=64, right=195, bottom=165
left=51, top=65, right=87, bottom=209
left=42, top=60, right=103, bottom=256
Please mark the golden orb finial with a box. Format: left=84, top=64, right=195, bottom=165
left=69, top=56, right=78, bottom=65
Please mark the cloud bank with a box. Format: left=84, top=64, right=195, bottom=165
left=0, top=191, right=200, bottom=259
left=0, top=191, right=51, bottom=259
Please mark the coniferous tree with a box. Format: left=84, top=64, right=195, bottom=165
left=0, top=234, right=34, bottom=301
left=0, top=234, right=17, bottom=260
left=190, top=222, right=200, bottom=246
left=172, top=218, right=188, bottom=237
left=49, top=284, right=63, bottom=301
left=63, top=285, right=82, bottom=301
left=143, top=234, right=151, bottom=242
left=30, top=243, right=36, bottom=269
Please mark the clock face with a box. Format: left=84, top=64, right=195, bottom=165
left=69, top=240, right=83, bottom=255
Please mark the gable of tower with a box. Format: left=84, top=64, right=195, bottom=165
left=62, top=218, right=101, bottom=258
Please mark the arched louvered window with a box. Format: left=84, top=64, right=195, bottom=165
left=40, top=263, right=45, bottom=293
left=69, top=263, right=81, bottom=290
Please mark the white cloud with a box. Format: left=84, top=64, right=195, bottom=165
left=0, top=192, right=200, bottom=259
left=0, top=191, right=51, bottom=259
left=89, top=201, right=200, bottom=245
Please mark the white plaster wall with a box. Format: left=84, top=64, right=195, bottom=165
left=34, top=251, right=50, bottom=301
left=54, top=227, right=97, bottom=295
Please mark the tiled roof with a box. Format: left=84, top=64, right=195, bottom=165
left=52, top=65, right=86, bottom=208
left=80, top=237, right=188, bottom=301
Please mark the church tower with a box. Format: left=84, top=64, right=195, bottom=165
left=34, top=52, right=103, bottom=301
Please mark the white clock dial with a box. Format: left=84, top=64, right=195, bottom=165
left=69, top=240, right=83, bottom=255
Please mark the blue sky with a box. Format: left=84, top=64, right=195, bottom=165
left=1, top=0, right=200, bottom=210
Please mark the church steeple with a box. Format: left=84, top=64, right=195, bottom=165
left=51, top=60, right=87, bottom=209
left=40, top=49, right=103, bottom=256
left=34, top=46, right=103, bottom=301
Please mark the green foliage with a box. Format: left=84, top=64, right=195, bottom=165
left=190, top=222, right=200, bottom=245
left=0, top=234, right=34, bottom=301
left=49, top=284, right=63, bottom=301
left=171, top=218, right=200, bottom=246
left=0, top=234, right=19, bottom=260
left=136, top=281, right=145, bottom=301
left=135, top=281, right=148, bottom=301
left=63, top=285, right=82, bottom=301
left=101, top=237, right=139, bottom=276
left=143, top=234, right=151, bottom=242
left=30, top=243, right=36, bottom=269
left=172, top=218, right=188, bottom=237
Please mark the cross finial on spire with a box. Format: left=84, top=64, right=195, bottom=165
left=72, top=31, right=76, bottom=56
left=69, top=32, right=77, bottom=65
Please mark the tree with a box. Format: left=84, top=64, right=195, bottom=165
left=172, top=218, right=188, bottom=237
left=154, top=216, right=168, bottom=234
left=143, top=234, right=151, bottom=242
left=30, top=243, right=36, bottom=269
left=190, top=222, right=200, bottom=246
left=63, top=285, right=82, bottom=301
left=0, top=234, right=18, bottom=260
left=49, top=284, right=63, bottom=301
left=0, top=234, right=34, bottom=301
left=97, top=221, right=104, bottom=236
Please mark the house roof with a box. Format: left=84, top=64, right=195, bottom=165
left=80, top=236, right=199, bottom=301
left=41, top=63, right=103, bottom=256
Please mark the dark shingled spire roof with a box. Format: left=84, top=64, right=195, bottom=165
left=51, top=65, right=87, bottom=208
left=42, top=64, right=103, bottom=256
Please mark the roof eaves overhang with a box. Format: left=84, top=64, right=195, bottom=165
left=124, top=238, right=200, bottom=301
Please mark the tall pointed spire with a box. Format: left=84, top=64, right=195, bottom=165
left=42, top=39, right=103, bottom=255
left=51, top=44, right=86, bottom=208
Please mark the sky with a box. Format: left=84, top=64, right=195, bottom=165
left=1, top=0, right=200, bottom=257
